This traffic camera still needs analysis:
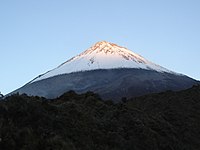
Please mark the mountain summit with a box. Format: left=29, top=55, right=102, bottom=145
left=32, top=41, right=171, bottom=82
left=11, top=41, right=199, bottom=101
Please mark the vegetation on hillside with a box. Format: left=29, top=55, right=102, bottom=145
left=0, top=86, right=200, bottom=150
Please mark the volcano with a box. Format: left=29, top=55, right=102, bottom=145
left=11, top=41, right=199, bottom=101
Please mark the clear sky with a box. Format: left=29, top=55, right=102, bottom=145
left=0, top=0, right=200, bottom=94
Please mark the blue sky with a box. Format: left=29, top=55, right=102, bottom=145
left=0, top=0, right=200, bottom=94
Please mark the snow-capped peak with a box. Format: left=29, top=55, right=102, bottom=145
left=31, top=41, right=173, bottom=83
left=78, top=41, right=148, bottom=64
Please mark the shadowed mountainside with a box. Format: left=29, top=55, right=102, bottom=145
left=12, top=69, right=199, bottom=101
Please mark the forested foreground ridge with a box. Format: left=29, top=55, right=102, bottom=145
left=0, top=85, right=200, bottom=150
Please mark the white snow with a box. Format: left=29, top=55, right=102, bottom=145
left=31, top=41, right=174, bottom=83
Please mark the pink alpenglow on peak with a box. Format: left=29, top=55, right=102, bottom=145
left=32, top=41, right=173, bottom=83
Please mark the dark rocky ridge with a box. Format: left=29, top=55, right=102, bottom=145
left=12, top=68, right=199, bottom=101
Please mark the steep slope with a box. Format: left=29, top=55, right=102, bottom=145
left=13, top=69, right=198, bottom=101
left=11, top=41, right=199, bottom=100
left=32, top=41, right=173, bottom=83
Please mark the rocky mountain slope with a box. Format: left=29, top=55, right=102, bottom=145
left=11, top=41, right=199, bottom=100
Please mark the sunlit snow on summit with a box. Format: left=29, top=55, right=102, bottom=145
left=32, top=41, right=173, bottom=83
